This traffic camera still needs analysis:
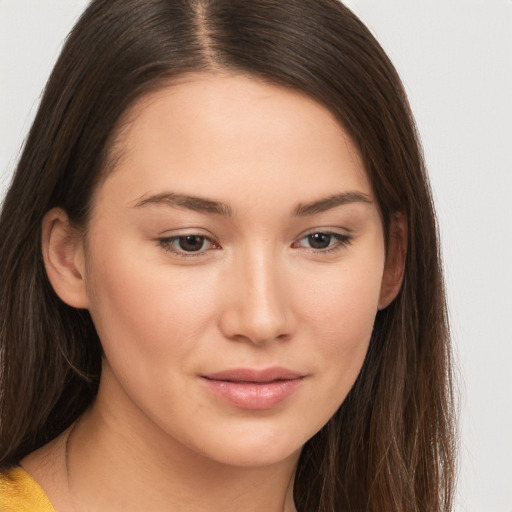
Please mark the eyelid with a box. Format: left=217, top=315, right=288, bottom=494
left=156, top=232, right=221, bottom=257
left=292, top=229, right=353, bottom=253
left=155, top=227, right=352, bottom=258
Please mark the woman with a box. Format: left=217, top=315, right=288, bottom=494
left=0, top=1, right=456, bottom=511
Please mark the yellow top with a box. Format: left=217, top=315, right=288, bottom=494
left=0, top=466, right=55, bottom=512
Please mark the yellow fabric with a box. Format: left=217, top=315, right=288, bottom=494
left=0, top=466, right=55, bottom=512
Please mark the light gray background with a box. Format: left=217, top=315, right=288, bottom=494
left=1, top=1, right=511, bottom=511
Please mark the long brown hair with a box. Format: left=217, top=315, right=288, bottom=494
left=0, top=1, right=456, bottom=510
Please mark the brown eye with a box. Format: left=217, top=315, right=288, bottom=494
left=158, top=233, right=221, bottom=257
left=292, top=231, right=352, bottom=253
left=307, top=233, right=333, bottom=249
left=178, top=235, right=207, bottom=252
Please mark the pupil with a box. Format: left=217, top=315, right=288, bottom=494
left=179, top=236, right=204, bottom=252
left=308, top=233, right=331, bottom=249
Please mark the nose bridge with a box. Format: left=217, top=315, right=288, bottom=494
left=220, top=244, right=292, bottom=344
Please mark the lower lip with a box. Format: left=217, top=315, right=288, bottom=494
left=202, top=377, right=303, bottom=410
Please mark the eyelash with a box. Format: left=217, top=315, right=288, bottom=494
left=292, top=231, right=352, bottom=253
left=157, top=234, right=220, bottom=257
left=157, top=230, right=352, bottom=258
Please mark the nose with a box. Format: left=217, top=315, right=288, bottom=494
left=218, top=249, right=295, bottom=345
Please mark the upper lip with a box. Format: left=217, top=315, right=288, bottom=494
left=202, top=367, right=304, bottom=383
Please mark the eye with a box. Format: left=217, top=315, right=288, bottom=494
left=293, top=231, right=352, bottom=252
left=157, top=234, right=220, bottom=256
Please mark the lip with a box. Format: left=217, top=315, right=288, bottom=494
left=201, top=367, right=305, bottom=410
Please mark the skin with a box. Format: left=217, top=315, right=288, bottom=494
left=26, top=73, right=405, bottom=512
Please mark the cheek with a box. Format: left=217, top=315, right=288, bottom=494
left=302, top=258, right=383, bottom=339
left=297, top=255, right=384, bottom=391
left=83, top=237, right=221, bottom=366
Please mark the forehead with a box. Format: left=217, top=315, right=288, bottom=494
left=100, top=72, right=372, bottom=210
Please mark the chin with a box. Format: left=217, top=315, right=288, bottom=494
left=184, top=420, right=311, bottom=469
left=204, top=442, right=302, bottom=469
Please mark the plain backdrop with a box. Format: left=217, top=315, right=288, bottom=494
left=1, top=1, right=511, bottom=511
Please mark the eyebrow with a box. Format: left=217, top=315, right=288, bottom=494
left=293, top=192, right=372, bottom=216
left=134, top=193, right=233, bottom=216
left=133, top=190, right=372, bottom=217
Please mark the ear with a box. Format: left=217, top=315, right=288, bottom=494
left=41, top=208, right=89, bottom=309
left=378, top=213, right=407, bottom=310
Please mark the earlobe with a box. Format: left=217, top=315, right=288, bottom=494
left=41, top=208, right=89, bottom=309
left=378, top=213, right=407, bottom=310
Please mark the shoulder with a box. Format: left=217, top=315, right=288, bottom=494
left=0, top=466, right=55, bottom=512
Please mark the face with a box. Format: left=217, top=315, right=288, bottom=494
left=76, top=73, right=391, bottom=468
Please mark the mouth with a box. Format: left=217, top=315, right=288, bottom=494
left=201, top=367, right=305, bottom=410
